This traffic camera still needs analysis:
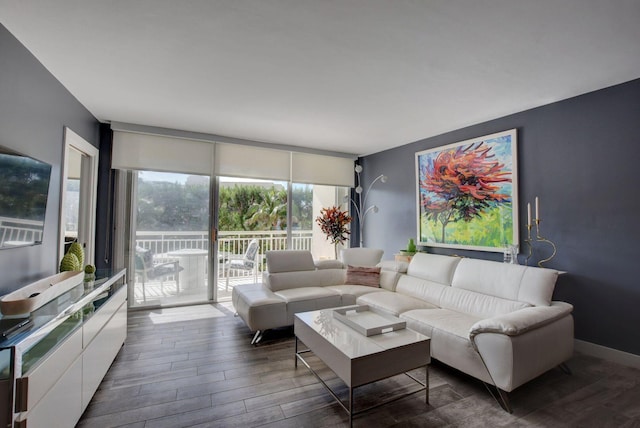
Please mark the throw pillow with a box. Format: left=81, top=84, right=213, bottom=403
left=346, top=265, right=381, bottom=287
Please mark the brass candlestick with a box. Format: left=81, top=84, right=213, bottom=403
left=534, top=218, right=557, bottom=268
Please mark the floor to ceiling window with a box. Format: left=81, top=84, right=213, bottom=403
left=216, top=177, right=288, bottom=301
left=111, top=128, right=355, bottom=307
left=132, top=171, right=211, bottom=307
left=128, top=175, right=349, bottom=306
left=215, top=180, right=348, bottom=301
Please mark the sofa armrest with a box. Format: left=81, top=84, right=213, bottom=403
left=470, top=301, right=573, bottom=340
left=470, top=307, right=574, bottom=392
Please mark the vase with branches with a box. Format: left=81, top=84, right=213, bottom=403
left=315, top=206, right=352, bottom=259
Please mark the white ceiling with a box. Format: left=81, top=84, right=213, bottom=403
left=2, top=1, right=639, bottom=156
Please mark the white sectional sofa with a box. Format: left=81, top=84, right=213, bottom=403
left=232, top=250, right=574, bottom=411
left=359, top=253, right=573, bottom=411
left=232, top=248, right=384, bottom=344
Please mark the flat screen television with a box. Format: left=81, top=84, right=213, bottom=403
left=0, top=145, right=52, bottom=249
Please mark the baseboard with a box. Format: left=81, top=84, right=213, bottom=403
left=574, top=339, right=640, bottom=369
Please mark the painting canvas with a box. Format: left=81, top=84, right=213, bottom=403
left=415, top=129, right=518, bottom=252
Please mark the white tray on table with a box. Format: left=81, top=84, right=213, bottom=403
left=332, top=305, right=406, bottom=336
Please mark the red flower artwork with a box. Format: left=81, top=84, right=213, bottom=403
left=420, top=141, right=511, bottom=243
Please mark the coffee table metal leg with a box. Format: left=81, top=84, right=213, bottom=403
left=294, top=337, right=428, bottom=426
left=426, top=365, right=429, bottom=404
left=349, top=387, right=354, bottom=427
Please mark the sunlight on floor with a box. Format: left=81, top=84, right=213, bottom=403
left=147, top=304, right=228, bottom=324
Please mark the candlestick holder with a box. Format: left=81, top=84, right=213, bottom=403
left=534, top=218, right=557, bottom=268
left=524, top=223, right=534, bottom=266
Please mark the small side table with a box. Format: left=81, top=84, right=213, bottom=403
left=394, top=253, right=413, bottom=264
left=167, top=248, right=208, bottom=290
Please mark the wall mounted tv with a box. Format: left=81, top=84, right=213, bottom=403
left=0, top=145, right=52, bottom=249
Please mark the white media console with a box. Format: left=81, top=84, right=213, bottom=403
left=0, top=269, right=127, bottom=427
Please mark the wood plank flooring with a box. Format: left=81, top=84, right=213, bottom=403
left=77, top=304, right=640, bottom=427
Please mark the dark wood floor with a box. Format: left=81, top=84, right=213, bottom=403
left=77, top=303, right=640, bottom=427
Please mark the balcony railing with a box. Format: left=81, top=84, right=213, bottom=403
left=0, top=217, right=44, bottom=247
left=133, top=230, right=313, bottom=304
left=136, top=229, right=312, bottom=257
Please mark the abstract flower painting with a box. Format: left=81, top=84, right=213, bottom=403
left=415, top=129, right=518, bottom=252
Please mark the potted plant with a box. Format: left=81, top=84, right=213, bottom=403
left=315, top=206, right=352, bottom=259
left=399, top=238, right=417, bottom=256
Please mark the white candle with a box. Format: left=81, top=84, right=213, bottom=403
left=535, top=197, right=540, bottom=220
left=527, top=203, right=531, bottom=227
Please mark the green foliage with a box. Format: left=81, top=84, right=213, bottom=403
left=421, top=205, right=513, bottom=247
left=291, top=185, right=313, bottom=229
left=137, top=180, right=211, bottom=231
left=0, top=155, right=50, bottom=220
left=218, top=185, right=267, bottom=231
left=136, top=178, right=314, bottom=232
left=245, top=188, right=287, bottom=230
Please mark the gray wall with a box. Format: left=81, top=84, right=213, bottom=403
left=361, top=78, right=640, bottom=356
left=0, top=24, right=100, bottom=295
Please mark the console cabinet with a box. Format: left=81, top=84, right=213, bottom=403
left=0, top=269, right=126, bottom=428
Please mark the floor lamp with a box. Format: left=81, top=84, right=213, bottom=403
left=345, top=164, right=387, bottom=247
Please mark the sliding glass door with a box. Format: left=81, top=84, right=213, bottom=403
left=126, top=172, right=351, bottom=308
left=216, top=177, right=288, bottom=300
left=112, top=129, right=357, bottom=308
left=131, top=170, right=211, bottom=308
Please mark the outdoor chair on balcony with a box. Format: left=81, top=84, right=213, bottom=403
left=135, top=247, right=184, bottom=300
left=225, top=239, right=259, bottom=291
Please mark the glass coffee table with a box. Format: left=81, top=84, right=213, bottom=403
left=294, top=306, right=430, bottom=426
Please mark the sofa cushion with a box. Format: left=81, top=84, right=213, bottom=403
left=378, top=260, right=409, bottom=273
left=401, top=308, right=480, bottom=340
left=395, top=275, right=448, bottom=307
left=266, top=250, right=316, bottom=273
left=231, top=283, right=288, bottom=332
left=401, top=308, right=492, bottom=384
left=379, top=270, right=401, bottom=291
left=340, top=248, right=384, bottom=267
left=452, top=258, right=558, bottom=306
left=519, top=268, right=559, bottom=307
left=274, top=286, right=339, bottom=303
left=326, top=285, right=389, bottom=305
left=264, top=268, right=345, bottom=292
left=315, top=259, right=344, bottom=270
left=407, top=253, right=461, bottom=285
left=439, top=286, right=531, bottom=319
left=356, top=291, right=438, bottom=317
left=276, top=288, right=342, bottom=326
left=345, top=265, right=381, bottom=287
